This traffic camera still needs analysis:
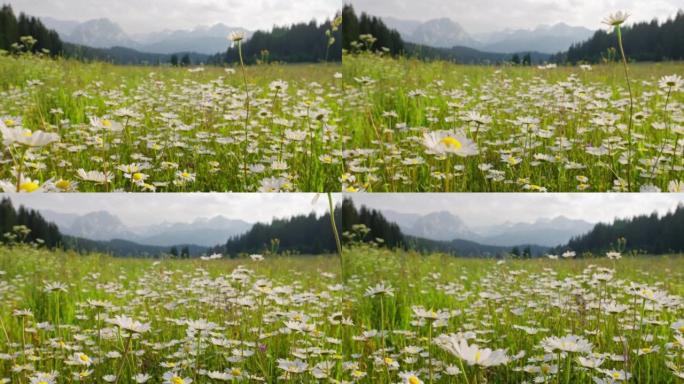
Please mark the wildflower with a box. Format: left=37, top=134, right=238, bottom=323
left=606, top=251, right=622, bottom=260
left=76, top=169, right=113, bottom=184
left=602, top=11, right=630, bottom=27
left=277, top=358, right=308, bottom=374
left=228, top=31, right=245, bottom=43
left=399, top=371, right=424, bottom=384
left=422, top=130, right=478, bottom=156
left=364, top=282, right=395, bottom=297
left=562, top=251, right=576, bottom=258
left=541, top=335, right=593, bottom=354
left=0, top=126, right=59, bottom=147
left=162, top=371, right=192, bottom=384
left=435, top=334, right=509, bottom=367
left=68, top=353, right=92, bottom=366
left=107, top=315, right=151, bottom=333
left=658, top=75, right=683, bottom=91
left=90, top=117, right=123, bottom=132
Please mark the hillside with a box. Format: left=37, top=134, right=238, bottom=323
left=62, top=236, right=207, bottom=258
left=407, top=236, right=548, bottom=258
left=405, top=42, right=551, bottom=64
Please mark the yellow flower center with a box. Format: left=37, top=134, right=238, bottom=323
left=79, top=353, right=90, bottom=362
left=440, top=136, right=462, bottom=149
left=181, top=172, right=190, bottom=178
left=4, top=119, right=15, bottom=126
left=677, top=325, right=684, bottom=333
left=345, top=186, right=358, bottom=192
left=38, top=381, right=48, bottom=384
left=132, top=173, right=144, bottom=181
left=474, top=351, right=481, bottom=362
left=408, top=375, right=420, bottom=384
left=612, top=372, right=621, bottom=379
left=102, top=119, right=112, bottom=128
left=231, top=368, right=241, bottom=376
left=384, top=357, right=394, bottom=365
left=23, top=131, right=33, bottom=137
left=55, top=179, right=71, bottom=190
left=353, top=370, right=364, bottom=377
left=19, top=181, right=39, bottom=192
left=171, top=376, right=185, bottom=384
left=642, top=347, right=651, bottom=353
left=541, top=365, right=550, bottom=374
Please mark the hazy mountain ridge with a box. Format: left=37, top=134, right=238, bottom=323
left=39, top=210, right=252, bottom=247
left=382, top=210, right=594, bottom=247
left=383, top=16, right=593, bottom=53
left=42, top=17, right=252, bottom=54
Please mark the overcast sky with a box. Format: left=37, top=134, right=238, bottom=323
left=9, top=193, right=338, bottom=227
left=349, top=0, right=682, bottom=34
left=6, top=0, right=340, bottom=34
left=348, top=194, right=684, bottom=227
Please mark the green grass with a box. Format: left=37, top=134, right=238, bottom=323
left=0, top=54, right=343, bottom=192
left=341, top=53, right=684, bottom=192
left=0, top=245, right=343, bottom=382
left=2, top=244, right=683, bottom=382
left=341, top=245, right=684, bottom=383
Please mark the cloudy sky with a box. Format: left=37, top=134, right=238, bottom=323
left=9, top=193, right=338, bottom=226
left=6, top=0, right=340, bottom=34
left=350, top=0, right=682, bottom=33
left=349, top=194, right=684, bottom=227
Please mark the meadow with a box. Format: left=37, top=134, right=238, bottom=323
left=341, top=245, right=684, bottom=383
left=0, top=54, right=343, bottom=192
left=2, top=244, right=683, bottom=382
left=0, top=245, right=345, bottom=382
left=341, top=53, right=684, bottom=192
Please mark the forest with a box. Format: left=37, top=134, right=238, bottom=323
left=560, top=205, right=684, bottom=255
left=207, top=18, right=342, bottom=65
left=0, top=4, right=62, bottom=55
left=341, top=4, right=404, bottom=55
left=0, top=198, right=62, bottom=248
left=558, top=10, right=684, bottom=63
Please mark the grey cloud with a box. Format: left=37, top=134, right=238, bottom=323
left=9, top=193, right=338, bottom=227
left=347, top=193, right=684, bottom=227
left=348, top=0, right=681, bottom=33
left=6, top=0, right=341, bottom=34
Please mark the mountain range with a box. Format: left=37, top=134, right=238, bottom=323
left=39, top=210, right=252, bottom=247
left=382, top=210, right=594, bottom=247
left=41, top=17, right=251, bottom=54
left=383, top=16, right=594, bottom=54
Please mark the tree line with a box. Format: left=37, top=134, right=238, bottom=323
left=341, top=4, right=404, bottom=55
left=210, top=210, right=342, bottom=257
left=207, top=18, right=342, bottom=65
left=340, top=197, right=405, bottom=247
left=555, top=10, right=684, bottom=63
left=0, top=198, right=62, bottom=248
left=559, top=204, right=684, bottom=255
left=0, top=4, right=62, bottom=55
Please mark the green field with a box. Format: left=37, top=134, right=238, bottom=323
left=0, top=54, right=343, bottom=192
left=0, top=245, right=344, bottom=382
left=2, top=245, right=684, bottom=382
left=342, top=245, right=684, bottom=383
left=341, top=53, right=684, bottom=192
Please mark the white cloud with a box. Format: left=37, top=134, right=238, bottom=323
left=348, top=0, right=682, bottom=33
left=9, top=193, right=339, bottom=226
left=6, top=0, right=341, bottom=34
left=347, top=193, right=684, bottom=227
